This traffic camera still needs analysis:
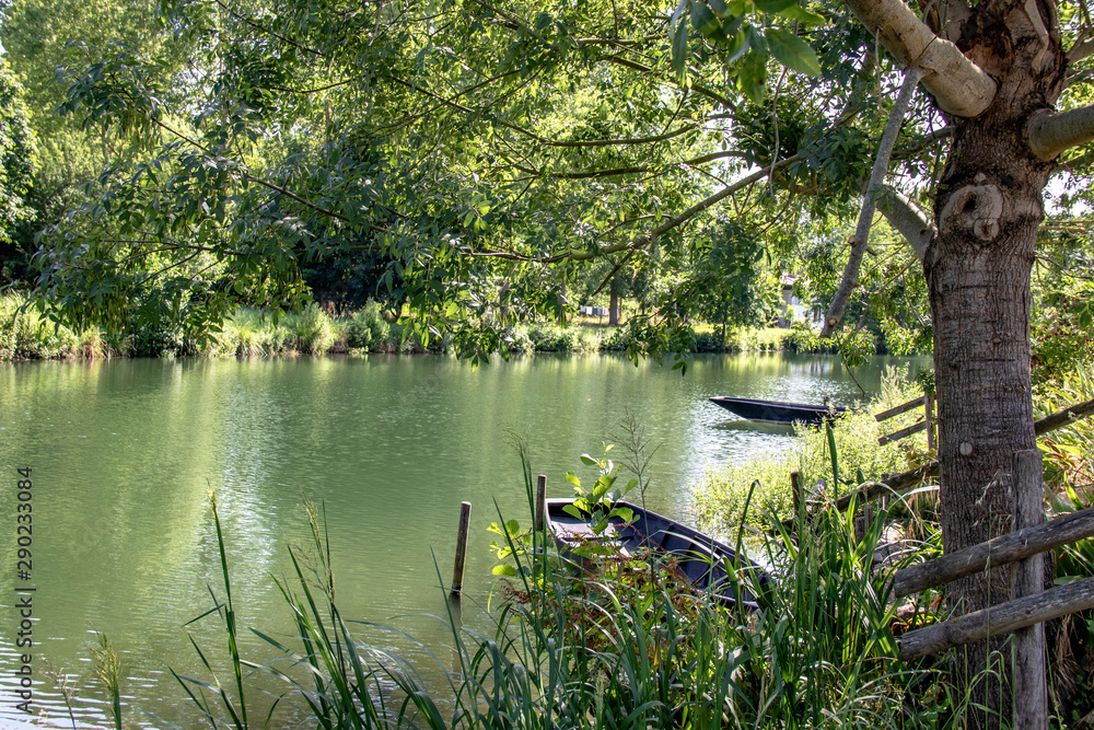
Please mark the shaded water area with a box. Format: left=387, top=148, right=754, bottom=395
left=0, top=352, right=925, bottom=727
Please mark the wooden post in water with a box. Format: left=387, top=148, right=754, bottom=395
left=450, top=501, right=472, bottom=599
left=534, top=475, right=547, bottom=531
left=1012, top=449, right=1047, bottom=730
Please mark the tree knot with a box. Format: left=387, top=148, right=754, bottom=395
left=940, top=177, right=1004, bottom=242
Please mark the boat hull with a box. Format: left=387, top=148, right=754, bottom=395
left=544, top=498, right=765, bottom=609
left=709, top=396, right=845, bottom=425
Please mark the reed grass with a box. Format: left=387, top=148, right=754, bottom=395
left=90, top=633, right=123, bottom=730
left=173, top=452, right=972, bottom=729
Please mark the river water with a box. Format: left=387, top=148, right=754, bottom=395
left=0, top=352, right=925, bottom=727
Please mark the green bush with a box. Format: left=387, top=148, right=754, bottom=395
left=284, top=303, right=336, bottom=354
left=0, top=293, right=83, bottom=359
left=501, top=325, right=535, bottom=354
left=525, top=323, right=582, bottom=352
left=733, top=326, right=791, bottom=352
left=598, top=326, right=633, bottom=352
left=343, top=301, right=390, bottom=351
left=691, top=331, right=725, bottom=352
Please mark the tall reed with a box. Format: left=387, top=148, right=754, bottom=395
left=177, top=462, right=966, bottom=728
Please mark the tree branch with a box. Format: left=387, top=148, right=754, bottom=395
left=1028, top=105, right=1094, bottom=160
left=1068, top=35, right=1094, bottom=63
left=821, top=68, right=922, bottom=337
left=876, top=186, right=936, bottom=261
left=542, top=125, right=696, bottom=148
left=472, top=154, right=803, bottom=263
left=843, top=0, right=996, bottom=117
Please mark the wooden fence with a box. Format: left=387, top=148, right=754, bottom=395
left=833, top=395, right=1094, bottom=511
left=781, top=397, right=1094, bottom=725
left=887, top=450, right=1094, bottom=729
left=875, top=392, right=936, bottom=450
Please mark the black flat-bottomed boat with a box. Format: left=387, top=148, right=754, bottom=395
left=708, top=396, right=846, bottom=425
left=544, top=498, right=765, bottom=608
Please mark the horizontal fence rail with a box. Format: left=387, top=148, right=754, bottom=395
left=899, top=576, right=1094, bottom=660
left=875, top=396, right=926, bottom=422
left=891, top=507, right=1094, bottom=598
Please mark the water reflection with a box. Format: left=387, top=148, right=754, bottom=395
left=0, top=352, right=925, bottom=726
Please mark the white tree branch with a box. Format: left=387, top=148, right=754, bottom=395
left=876, top=187, right=936, bottom=262
left=1028, top=105, right=1094, bottom=160
left=821, top=68, right=923, bottom=337
left=843, top=0, right=997, bottom=117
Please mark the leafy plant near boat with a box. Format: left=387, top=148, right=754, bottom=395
left=560, top=448, right=637, bottom=534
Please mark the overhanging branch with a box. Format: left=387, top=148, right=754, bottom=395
left=843, top=0, right=996, bottom=117
left=1028, top=105, right=1094, bottom=160
left=876, top=187, right=936, bottom=262
left=821, top=68, right=922, bottom=337
left=472, top=154, right=804, bottom=264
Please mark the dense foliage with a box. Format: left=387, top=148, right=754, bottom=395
left=0, top=0, right=956, bottom=361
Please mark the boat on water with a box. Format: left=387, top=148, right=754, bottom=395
left=544, top=498, right=766, bottom=608
left=708, top=396, right=846, bottom=425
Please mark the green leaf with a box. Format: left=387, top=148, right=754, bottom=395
left=579, top=453, right=598, bottom=466
left=724, top=28, right=749, bottom=64
left=670, top=15, right=690, bottom=84
left=776, top=5, right=826, bottom=25
left=562, top=504, right=584, bottom=520
left=690, top=1, right=721, bottom=38
left=610, top=507, right=634, bottom=522
left=755, top=0, right=797, bottom=12
left=492, top=564, right=518, bottom=577
left=564, top=471, right=582, bottom=488
left=766, top=28, right=821, bottom=76
left=737, top=51, right=767, bottom=102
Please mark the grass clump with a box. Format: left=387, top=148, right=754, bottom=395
left=90, top=633, right=123, bottom=730
left=284, top=303, right=336, bottom=355
left=343, top=300, right=392, bottom=352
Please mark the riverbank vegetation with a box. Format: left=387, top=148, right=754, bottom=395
left=79, top=429, right=1092, bottom=728
left=0, top=292, right=862, bottom=361
left=696, top=369, right=931, bottom=534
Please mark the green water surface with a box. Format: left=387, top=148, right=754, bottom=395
left=0, top=352, right=924, bottom=727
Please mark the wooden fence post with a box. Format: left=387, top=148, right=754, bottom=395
left=534, top=475, right=547, bottom=532
left=925, top=393, right=936, bottom=452
left=1012, top=449, right=1047, bottom=730
left=450, top=501, right=472, bottom=598
left=791, top=471, right=803, bottom=516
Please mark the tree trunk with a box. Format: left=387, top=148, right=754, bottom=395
left=924, top=5, right=1064, bottom=724
left=609, top=277, right=622, bottom=326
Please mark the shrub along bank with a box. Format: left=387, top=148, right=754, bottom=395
left=1, top=294, right=862, bottom=361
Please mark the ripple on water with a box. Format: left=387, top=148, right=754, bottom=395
left=0, top=352, right=926, bottom=726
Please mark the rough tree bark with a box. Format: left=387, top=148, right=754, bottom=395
left=843, top=1, right=1070, bottom=726
left=926, top=0, right=1063, bottom=612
